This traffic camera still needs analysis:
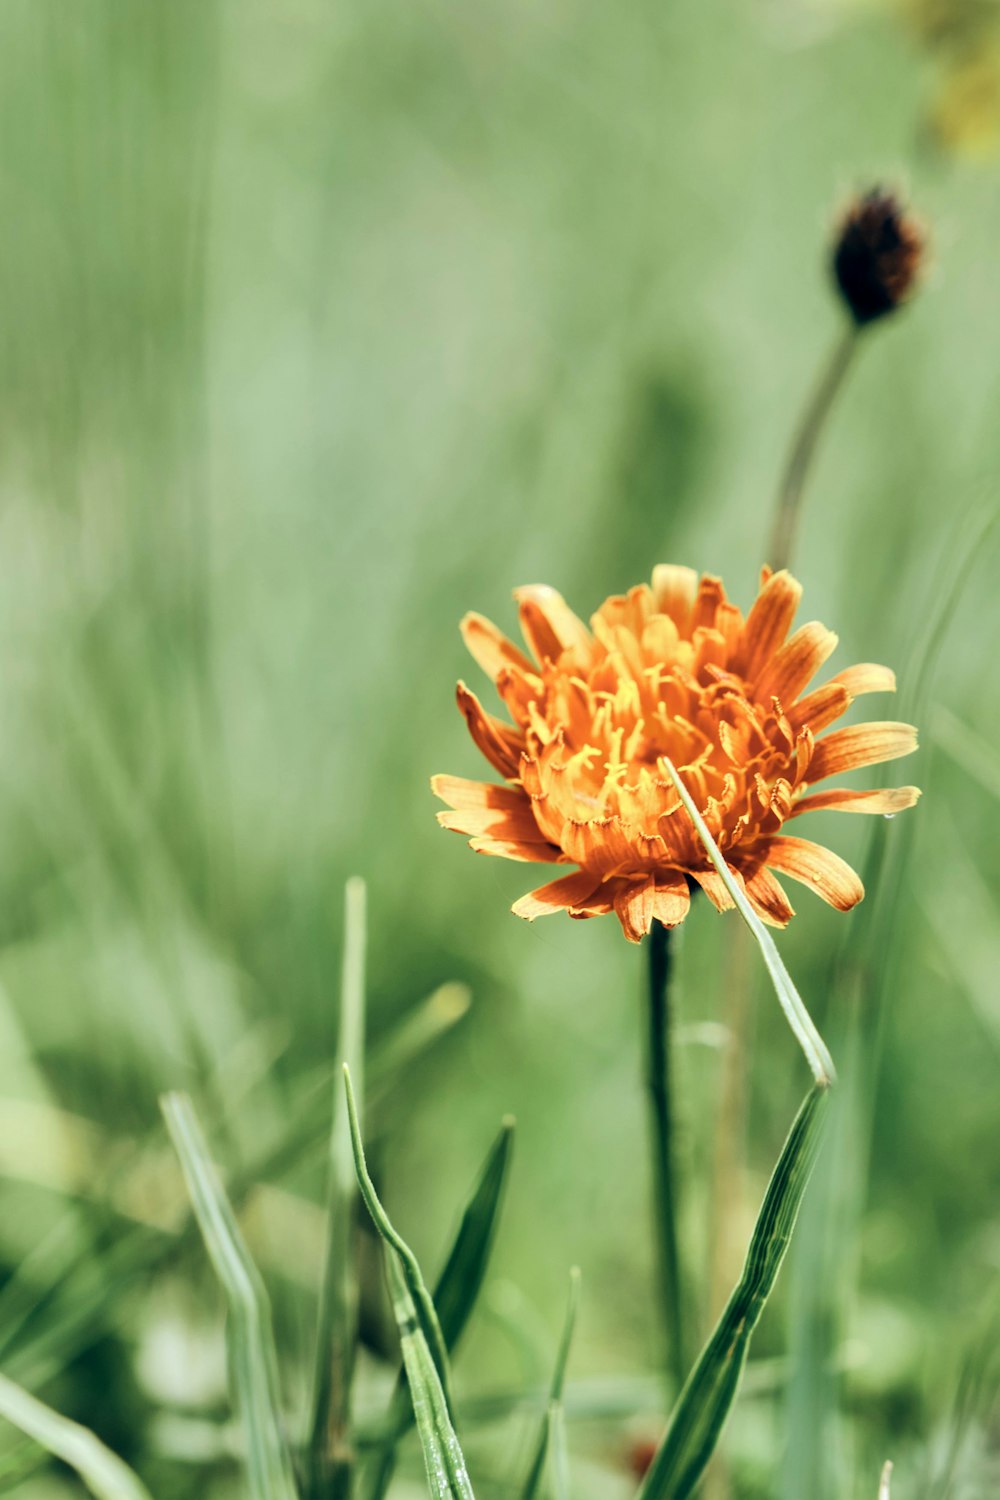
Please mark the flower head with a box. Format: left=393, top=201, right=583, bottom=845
left=832, top=189, right=925, bottom=326
left=432, top=567, right=919, bottom=943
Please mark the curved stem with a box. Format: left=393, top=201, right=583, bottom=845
left=767, top=327, right=858, bottom=573
left=645, top=921, right=688, bottom=1393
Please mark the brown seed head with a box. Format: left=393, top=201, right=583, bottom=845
left=832, top=189, right=925, bottom=326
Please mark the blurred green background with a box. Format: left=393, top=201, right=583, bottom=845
left=0, top=1, right=997, bottom=1497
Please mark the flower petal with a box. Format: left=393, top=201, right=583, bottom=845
left=431, top=774, right=528, bottom=812
left=807, top=722, right=918, bottom=783
left=744, top=865, right=794, bottom=927
left=613, top=875, right=656, bottom=942
left=691, top=866, right=741, bottom=912
left=763, top=836, right=864, bottom=911
left=755, top=622, right=838, bottom=705
left=512, top=870, right=605, bottom=921
left=651, top=565, right=698, bottom=629
left=514, top=585, right=590, bottom=664
left=652, top=874, right=691, bottom=927
left=739, top=569, right=802, bottom=677
left=460, top=613, right=535, bottom=681
left=827, top=662, right=896, bottom=696
left=470, top=836, right=561, bottom=863
left=437, top=802, right=549, bottom=842
left=790, top=785, right=921, bottom=817
left=786, top=682, right=850, bottom=734
left=456, top=681, right=524, bottom=777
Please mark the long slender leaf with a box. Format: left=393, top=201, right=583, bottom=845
left=520, top=1267, right=581, bottom=1500
left=637, top=1083, right=830, bottom=1500
left=160, top=1092, right=298, bottom=1500
left=307, top=876, right=367, bottom=1500
left=368, top=983, right=472, bottom=1100
left=366, top=1116, right=515, bottom=1500
left=343, top=1065, right=454, bottom=1416
left=344, top=1070, right=475, bottom=1499
left=383, top=1254, right=476, bottom=1500
left=0, top=1370, right=154, bottom=1500
left=661, top=756, right=835, bottom=1087
left=635, top=760, right=834, bottom=1499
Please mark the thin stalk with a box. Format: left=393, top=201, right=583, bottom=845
left=702, top=924, right=753, bottom=1500
left=767, top=327, right=858, bottom=572
left=307, top=877, right=367, bottom=1500
left=645, top=920, right=688, bottom=1393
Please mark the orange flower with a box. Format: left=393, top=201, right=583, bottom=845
left=432, top=567, right=920, bottom=943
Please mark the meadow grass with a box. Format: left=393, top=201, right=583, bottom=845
left=0, top=4, right=997, bottom=1500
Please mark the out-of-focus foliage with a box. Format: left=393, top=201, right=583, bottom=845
left=0, top=2, right=997, bottom=1498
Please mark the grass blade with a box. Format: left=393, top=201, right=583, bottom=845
left=364, top=1115, right=514, bottom=1500
left=343, top=1065, right=454, bottom=1417
left=661, top=756, right=835, bottom=1087
left=344, top=1067, right=474, bottom=1499
left=633, top=759, right=835, bottom=1498
left=307, top=876, right=367, bottom=1500
left=637, top=1083, right=830, bottom=1500
left=0, top=1371, right=154, bottom=1500
left=520, top=1267, right=581, bottom=1500
left=368, top=983, right=472, bottom=1100
left=383, top=1253, right=476, bottom=1500
left=160, top=1092, right=298, bottom=1500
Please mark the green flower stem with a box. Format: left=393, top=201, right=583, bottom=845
left=767, top=326, right=858, bottom=573
left=645, top=920, right=688, bottom=1393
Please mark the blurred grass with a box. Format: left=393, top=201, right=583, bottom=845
left=0, top=2, right=997, bottom=1498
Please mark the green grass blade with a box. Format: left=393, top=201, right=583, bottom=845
left=367, top=983, right=472, bottom=1099
left=519, top=1267, right=581, bottom=1500
left=344, top=1068, right=474, bottom=1499
left=637, top=1083, right=830, bottom=1500
left=661, top=756, right=836, bottom=1087
left=383, top=1254, right=476, bottom=1500
left=307, top=876, right=367, bottom=1500
left=0, top=1370, right=154, bottom=1500
left=343, top=1065, right=454, bottom=1417
left=364, top=1110, right=516, bottom=1499
left=160, top=1092, right=298, bottom=1500
left=431, top=1114, right=515, bottom=1350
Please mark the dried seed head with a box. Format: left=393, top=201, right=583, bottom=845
left=832, top=189, right=925, bottom=326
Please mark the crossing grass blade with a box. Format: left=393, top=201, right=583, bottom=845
left=160, top=1092, right=299, bottom=1500
left=0, top=1369, right=154, bottom=1500
left=661, top=757, right=835, bottom=1087
left=306, top=877, right=367, bottom=1500
left=632, top=760, right=834, bottom=1499
left=519, top=1267, right=581, bottom=1500
left=368, top=983, right=472, bottom=1100
left=366, top=1115, right=515, bottom=1500
left=383, top=1253, right=476, bottom=1500
left=343, top=1065, right=454, bottom=1416
left=344, top=1066, right=474, bottom=1500
left=636, top=1083, right=829, bottom=1500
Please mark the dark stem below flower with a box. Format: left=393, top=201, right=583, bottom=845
left=645, top=920, right=688, bottom=1395
left=767, top=326, right=859, bottom=574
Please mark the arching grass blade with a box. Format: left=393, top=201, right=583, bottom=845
left=160, top=1092, right=298, bottom=1500
left=383, top=1254, right=476, bottom=1500
left=366, top=1115, right=515, bottom=1500
left=307, top=876, right=367, bottom=1500
left=520, top=1267, right=581, bottom=1500
left=637, top=1083, right=829, bottom=1500
left=344, top=1066, right=474, bottom=1499
left=0, top=1371, right=154, bottom=1500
